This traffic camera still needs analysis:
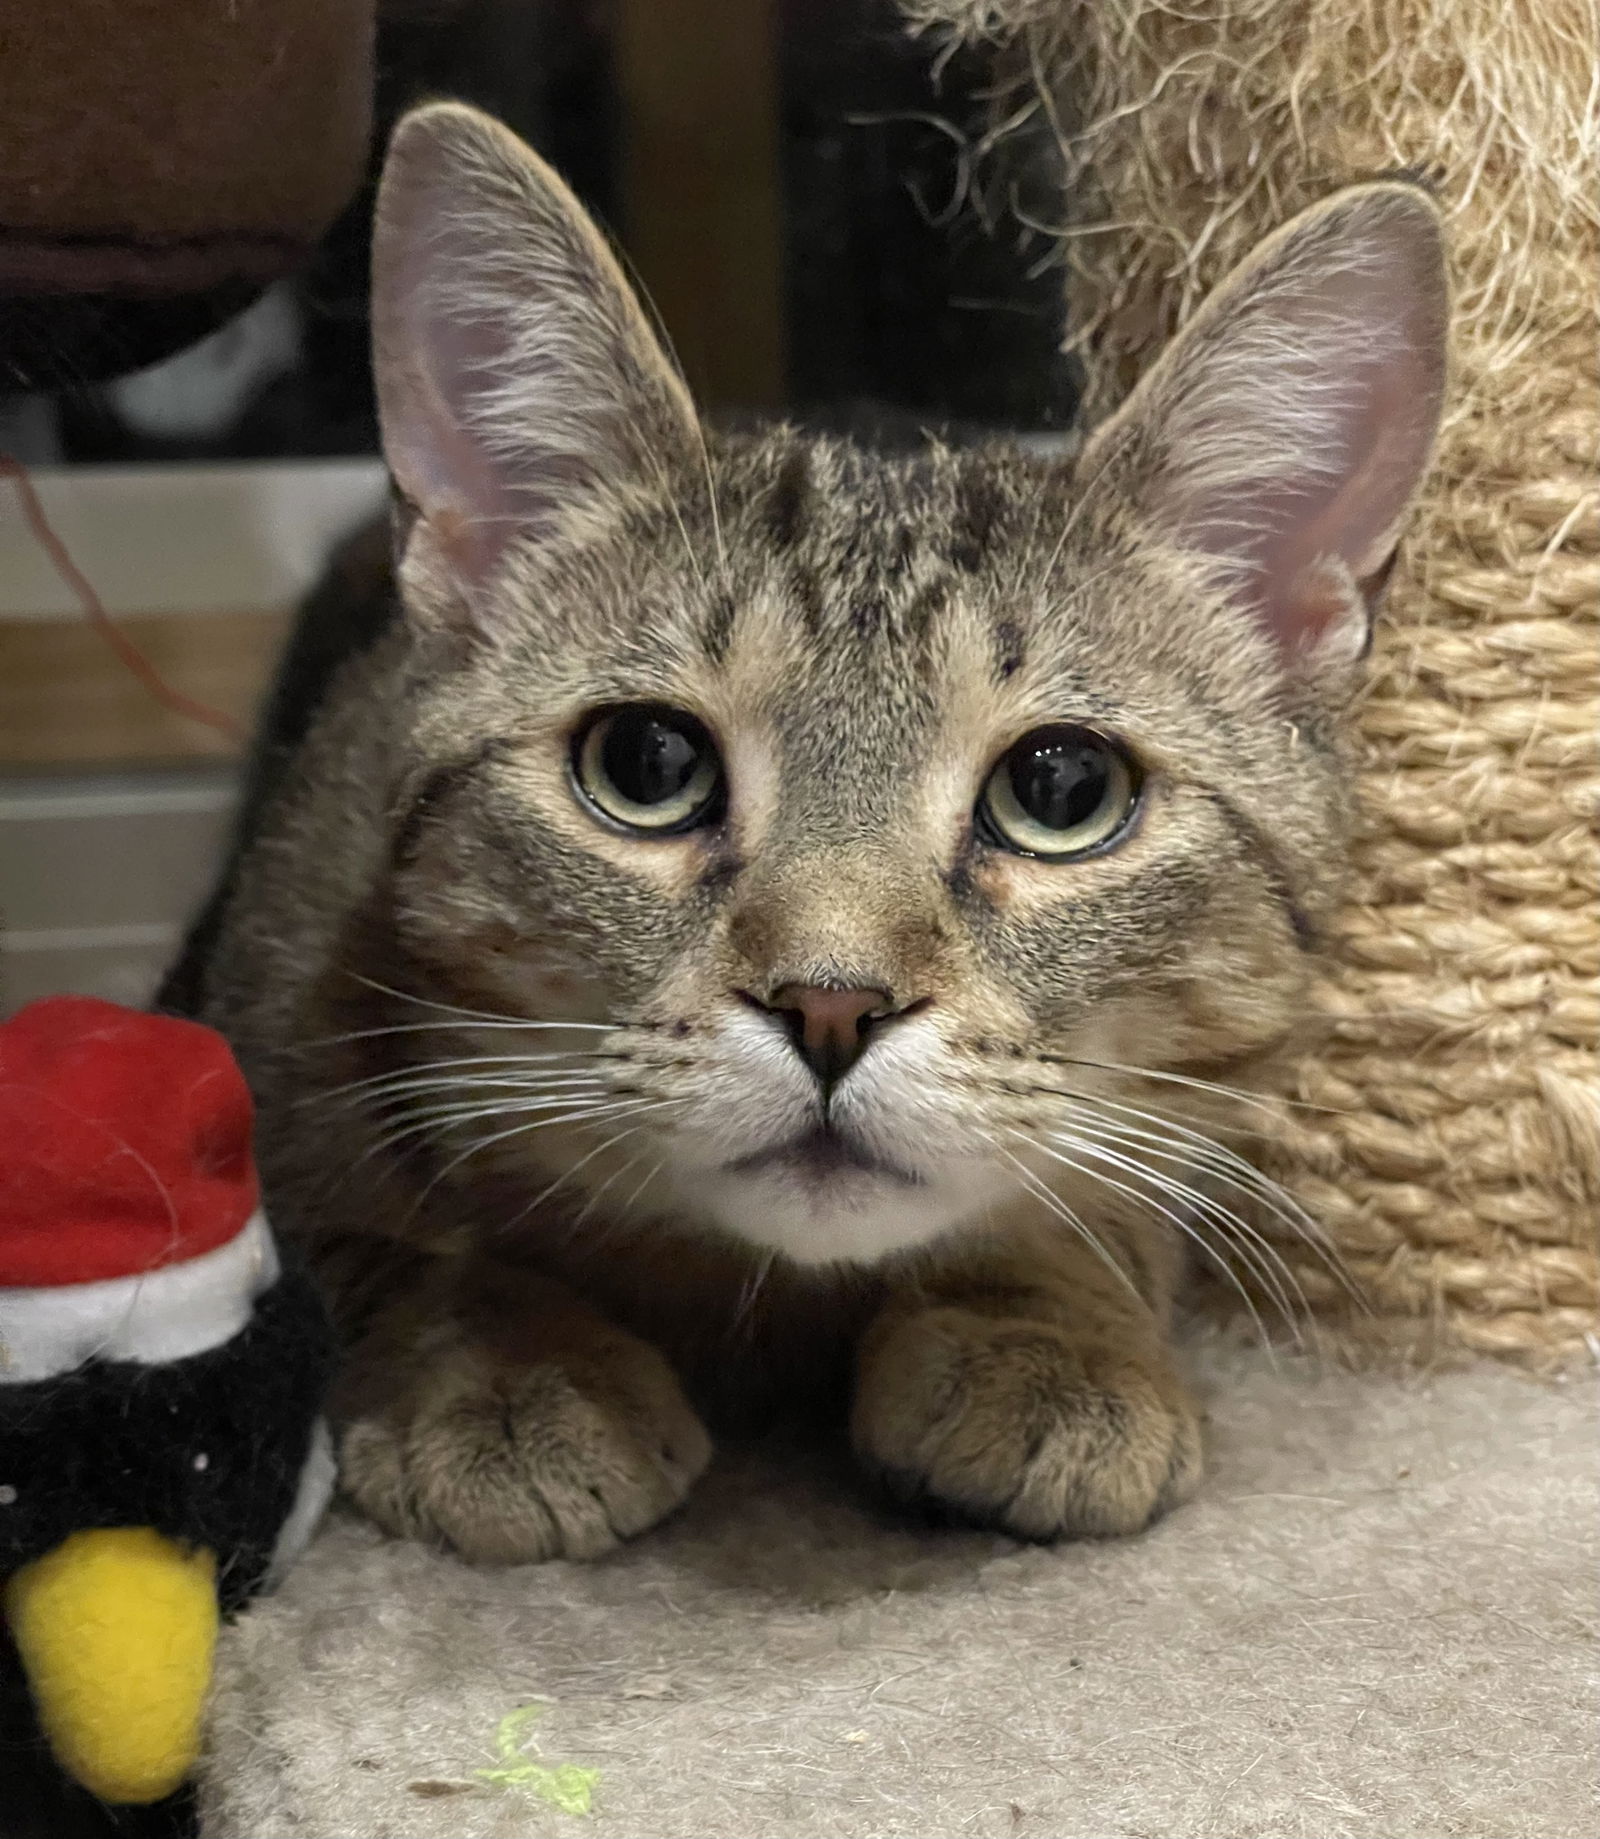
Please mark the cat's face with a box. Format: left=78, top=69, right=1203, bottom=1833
left=362, top=105, right=1446, bottom=1266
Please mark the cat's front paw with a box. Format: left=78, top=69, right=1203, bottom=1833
left=852, top=1308, right=1201, bottom=1540
left=338, top=1327, right=712, bottom=1563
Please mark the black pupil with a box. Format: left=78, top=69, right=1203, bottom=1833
left=1008, top=733, right=1110, bottom=830
left=602, top=709, right=705, bottom=808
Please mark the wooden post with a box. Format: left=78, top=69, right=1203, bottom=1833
left=613, top=0, right=785, bottom=413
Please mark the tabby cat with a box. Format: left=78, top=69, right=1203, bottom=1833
left=181, top=102, right=1447, bottom=1562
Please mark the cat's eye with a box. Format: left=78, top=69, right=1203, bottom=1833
left=978, top=724, right=1141, bottom=859
left=572, top=705, right=724, bottom=834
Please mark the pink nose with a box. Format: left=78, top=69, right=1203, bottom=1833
left=768, top=984, right=893, bottom=1083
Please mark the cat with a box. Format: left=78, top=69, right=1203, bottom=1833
left=175, top=101, right=1447, bottom=1563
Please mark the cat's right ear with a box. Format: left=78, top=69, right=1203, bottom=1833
left=1076, top=182, right=1448, bottom=672
left=371, top=102, right=699, bottom=601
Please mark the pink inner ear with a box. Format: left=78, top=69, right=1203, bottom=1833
left=1119, top=190, right=1448, bottom=667
left=1180, top=331, right=1441, bottom=660
left=1270, top=555, right=1367, bottom=657
left=372, top=107, right=699, bottom=605
left=372, top=105, right=646, bottom=597
left=1260, top=372, right=1434, bottom=654
left=383, top=302, right=524, bottom=584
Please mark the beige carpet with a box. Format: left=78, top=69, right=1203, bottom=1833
left=198, top=1339, right=1598, bottom=1839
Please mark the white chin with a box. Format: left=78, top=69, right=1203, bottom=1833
left=687, top=1166, right=983, bottom=1267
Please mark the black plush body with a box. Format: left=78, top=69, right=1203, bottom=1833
left=0, top=1257, right=333, bottom=1614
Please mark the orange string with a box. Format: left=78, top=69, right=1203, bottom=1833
left=1, top=451, right=246, bottom=744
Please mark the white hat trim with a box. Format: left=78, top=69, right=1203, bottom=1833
left=264, top=1417, right=337, bottom=1589
left=0, top=1210, right=279, bottom=1385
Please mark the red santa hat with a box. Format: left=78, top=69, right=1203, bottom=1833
left=0, top=994, right=259, bottom=1287
left=0, top=996, right=277, bottom=1382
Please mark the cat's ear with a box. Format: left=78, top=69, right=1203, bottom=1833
left=1078, top=182, right=1448, bottom=666
left=371, top=101, right=698, bottom=592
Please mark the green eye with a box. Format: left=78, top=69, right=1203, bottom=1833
left=978, top=724, right=1141, bottom=859
left=572, top=705, right=724, bottom=834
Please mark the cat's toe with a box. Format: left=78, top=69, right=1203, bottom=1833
left=339, top=1338, right=711, bottom=1563
left=852, top=1307, right=1201, bottom=1541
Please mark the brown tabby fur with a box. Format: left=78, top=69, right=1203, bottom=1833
left=184, top=105, right=1446, bottom=1562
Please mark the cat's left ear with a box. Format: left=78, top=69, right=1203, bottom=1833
left=1077, top=182, right=1448, bottom=667
left=371, top=102, right=700, bottom=597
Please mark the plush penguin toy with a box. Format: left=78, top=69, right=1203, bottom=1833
left=0, top=995, right=335, bottom=1805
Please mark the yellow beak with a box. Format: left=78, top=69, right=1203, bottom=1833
left=4, top=1526, right=218, bottom=1804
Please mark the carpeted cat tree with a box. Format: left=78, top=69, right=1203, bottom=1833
left=187, top=4, right=1596, bottom=1833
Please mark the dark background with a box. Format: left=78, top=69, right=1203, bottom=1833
left=34, top=0, right=1073, bottom=469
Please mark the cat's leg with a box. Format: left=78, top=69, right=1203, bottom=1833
left=326, top=1240, right=711, bottom=1562
left=851, top=1218, right=1200, bottom=1539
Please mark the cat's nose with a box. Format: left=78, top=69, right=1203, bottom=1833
left=766, top=983, right=897, bottom=1085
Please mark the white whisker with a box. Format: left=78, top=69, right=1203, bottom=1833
left=1043, top=1095, right=1323, bottom=1267
left=341, top=1090, right=643, bottom=1179
left=336, top=1070, right=613, bottom=1108
left=1011, top=1127, right=1284, bottom=1347
left=355, top=1087, right=618, bottom=1142
left=1046, top=1108, right=1314, bottom=1324
left=370, top=1092, right=647, bottom=1161
left=1030, top=1126, right=1302, bottom=1332
left=730, top=1251, right=778, bottom=1340
left=694, top=431, right=729, bottom=581
left=405, top=1097, right=683, bottom=1219
left=294, top=1017, right=619, bottom=1054
left=1044, top=1054, right=1344, bottom=1118
left=990, top=1139, right=1147, bottom=1307
left=638, top=443, right=715, bottom=598
left=332, top=1048, right=609, bottom=1083
left=307, top=1059, right=612, bottom=1110
left=1044, top=1085, right=1361, bottom=1299
left=496, top=1109, right=685, bottom=1237
left=341, top=972, right=548, bottom=1027
left=561, top=1135, right=653, bottom=1232
left=618, top=1156, right=665, bottom=1219
left=333, top=1091, right=609, bottom=1186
